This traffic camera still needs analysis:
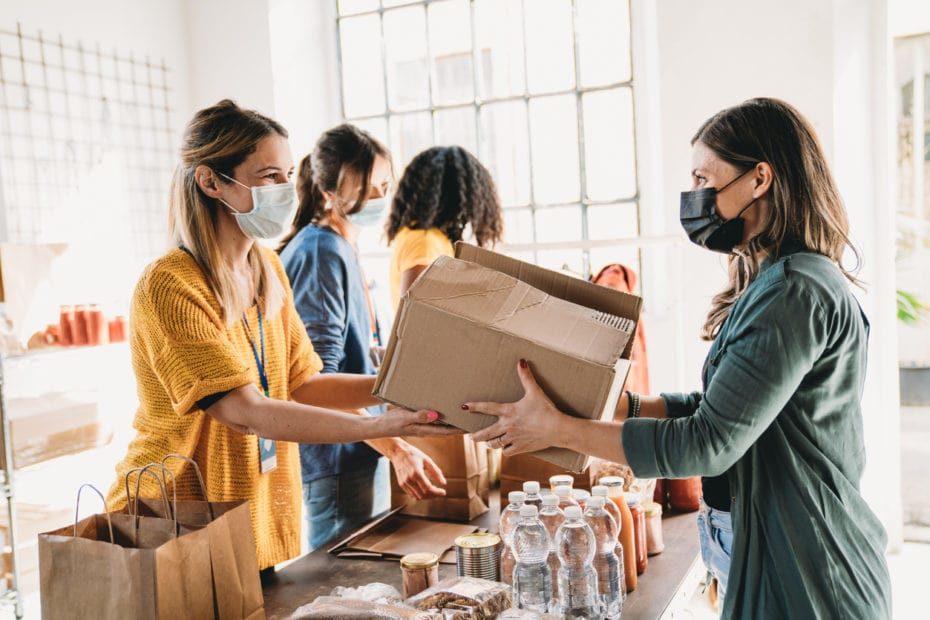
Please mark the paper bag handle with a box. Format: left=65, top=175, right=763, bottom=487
left=140, top=463, right=179, bottom=529
left=74, top=484, right=114, bottom=544
left=124, top=466, right=172, bottom=519
left=161, top=453, right=215, bottom=521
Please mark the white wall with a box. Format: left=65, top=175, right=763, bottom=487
left=634, top=0, right=902, bottom=547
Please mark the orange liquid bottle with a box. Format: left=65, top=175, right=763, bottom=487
left=601, top=477, right=637, bottom=593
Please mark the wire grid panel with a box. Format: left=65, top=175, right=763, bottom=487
left=0, top=23, right=174, bottom=260
left=336, top=0, right=640, bottom=277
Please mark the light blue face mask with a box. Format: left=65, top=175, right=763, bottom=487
left=348, top=197, right=388, bottom=228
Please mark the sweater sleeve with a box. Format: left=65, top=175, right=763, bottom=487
left=660, top=391, right=704, bottom=418
left=623, top=275, right=828, bottom=478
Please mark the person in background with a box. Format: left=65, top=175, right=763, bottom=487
left=591, top=263, right=650, bottom=395
left=386, top=145, right=504, bottom=306
left=465, top=98, right=892, bottom=618
left=106, top=101, right=456, bottom=575
left=279, top=125, right=448, bottom=551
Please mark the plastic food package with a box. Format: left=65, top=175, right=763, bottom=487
left=289, top=596, right=429, bottom=619
left=330, top=583, right=404, bottom=605
left=405, top=577, right=512, bottom=620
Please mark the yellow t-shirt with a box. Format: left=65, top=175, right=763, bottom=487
left=106, top=247, right=323, bottom=569
left=389, top=227, right=455, bottom=308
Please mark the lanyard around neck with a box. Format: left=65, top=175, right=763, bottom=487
left=241, top=307, right=269, bottom=397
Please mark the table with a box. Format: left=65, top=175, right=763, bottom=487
left=263, top=494, right=702, bottom=619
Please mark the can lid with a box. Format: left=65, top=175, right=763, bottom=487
left=520, top=505, right=538, bottom=518
left=454, top=532, right=502, bottom=549
left=400, top=552, right=440, bottom=569
left=644, top=501, right=663, bottom=517
left=523, top=481, right=540, bottom=494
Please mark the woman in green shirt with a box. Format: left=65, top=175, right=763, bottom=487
left=465, top=98, right=892, bottom=619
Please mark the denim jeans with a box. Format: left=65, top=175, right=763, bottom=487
left=303, top=457, right=391, bottom=551
left=696, top=499, right=733, bottom=602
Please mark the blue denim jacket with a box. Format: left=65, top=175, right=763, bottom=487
left=280, top=225, right=381, bottom=483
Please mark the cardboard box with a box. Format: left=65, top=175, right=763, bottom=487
left=375, top=243, right=641, bottom=472
left=499, top=453, right=593, bottom=497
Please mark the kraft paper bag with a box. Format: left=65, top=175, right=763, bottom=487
left=500, top=453, right=593, bottom=496
left=38, top=484, right=214, bottom=620
left=390, top=436, right=489, bottom=522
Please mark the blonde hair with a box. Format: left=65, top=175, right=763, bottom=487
left=693, top=98, right=861, bottom=340
left=168, top=99, right=285, bottom=325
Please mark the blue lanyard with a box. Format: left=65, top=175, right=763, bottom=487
left=241, top=308, right=269, bottom=397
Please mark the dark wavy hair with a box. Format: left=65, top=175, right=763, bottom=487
left=385, top=146, right=503, bottom=246
left=694, top=97, right=861, bottom=340
left=277, top=123, right=389, bottom=251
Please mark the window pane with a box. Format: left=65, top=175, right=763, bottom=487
left=474, top=0, right=525, bottom=99
left=434, top=107, right=477, bottom=152
left=389, top=112, right=433, bottom=168
left=479, top=100, right=530, bottom=207
left=583, top=88, right=636, bottom=201
left=577, top=0, right=631, bottom=87
left=429, top=0, right=474, bottom=105
left=524, top=0, right=575, bottom=94
left=535, top=205, right=583, bottom=243
left=351, top=117, right=390, bottom=150
left=503, top=208, right=534, bottom=244
left=529, top=95, right=580, bottom=204
left=536, top=248, right=584, bottom=276
left=338, top=0, right=378, bottom=15
left=339, top=16, right=386, bottom=117
left=384, top=7, right=430, bottom=111
left=587, top=203, right=639, bottom=240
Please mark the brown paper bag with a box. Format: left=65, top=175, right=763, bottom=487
left=500, top=453, right=593, bottom=496
left=132, top=456, right=266, bottom=620
left=38, top=484, right=215, bottom=620
left=391, top=436, right=490, bottom=521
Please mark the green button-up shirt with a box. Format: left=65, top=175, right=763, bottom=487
left=623, top=251, right=891, bottom=619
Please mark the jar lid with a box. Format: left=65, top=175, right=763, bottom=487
left=454, top=532, right=502, bottom=549
left=644, top=501, right=663, bottom=517
left=400, top=552, right=440, bottom=569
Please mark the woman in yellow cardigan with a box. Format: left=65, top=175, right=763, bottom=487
left=106, top=100, right=456, bottom=571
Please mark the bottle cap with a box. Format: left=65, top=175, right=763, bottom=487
left=564, top=506, right=582, bottom=519
left=523, top=481, right=540, bottom=495
left=644, top=501, right=663, bottom=517
left=571, top=489, right=591, bottom=501
left=554, top=486, right=572, bottom=498
left=549, top=474, right=574, bottom=487
left=599, top=476, right=624, bottom=487
left=624, top=491, right=641, bottom=506
left=587, top=496, right=606, bottom=509
left=520, top=505, right=539, bottom=518
left=542, top=495, right=560, bottom=507
left=508, top=491, right=526, bottom=504
left=591, top=485, right=608, bottom=497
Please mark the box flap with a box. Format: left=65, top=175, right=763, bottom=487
left=455, top=243, right=642, bottom=357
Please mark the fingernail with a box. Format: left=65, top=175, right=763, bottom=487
left=519, top=359, right=528, bottom=369
left=461, top=404, right=469, bottom=411
left=427, top=411, right=439, bottom=422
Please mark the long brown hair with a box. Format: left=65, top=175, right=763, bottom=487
left=695, top=97, right=861, bottom=340
left=277, top=124, right=390, bottom=251
left=168, top=99, right=286, bottom=324
left=385, top=146, right=504, bottom=246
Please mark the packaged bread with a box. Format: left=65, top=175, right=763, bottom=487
left=405, top=577, right=512, bottom=619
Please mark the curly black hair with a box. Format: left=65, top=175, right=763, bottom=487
left=385, top=146, right=503, bottom=246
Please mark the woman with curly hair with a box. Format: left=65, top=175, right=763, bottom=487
left=386, top=145, right=504, bottom=307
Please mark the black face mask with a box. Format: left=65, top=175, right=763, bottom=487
left=680, top=168, right=758, bottom=254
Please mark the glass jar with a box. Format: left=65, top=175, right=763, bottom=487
left=644, top=501, right=665, bottom=555
left=400, top=552, right=439, bottom=598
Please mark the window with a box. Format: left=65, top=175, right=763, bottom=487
left=336, top=0, right=639, bottom=283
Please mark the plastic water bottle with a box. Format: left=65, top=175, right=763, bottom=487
left=511, top=505, right=553, bottom=612
left=500, top=491, right=526, bottom=585
left=591, top=485, right=627, bottom=599
left=572, top=488, right=591, bottom=510
left=556, top=505, right=600, bottom=618
left=554, top=485, right=578, bottom=510
left=539, top=494, right=565, bottom=607
left=585, top=496, right=622, bottom=619
left=523, top=481, right=544, bottom=510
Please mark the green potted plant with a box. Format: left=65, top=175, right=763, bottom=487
left=898, top=289, right=930, bottom=406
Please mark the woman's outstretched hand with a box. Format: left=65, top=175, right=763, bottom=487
left=465, top=359, right=567, bottom=456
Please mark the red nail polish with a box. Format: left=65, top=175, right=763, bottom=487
left=519, top=359, right=528, bottom=369
left=427, top=411, right=439, bottom=422
left=461, top=404, right=469, bottom=411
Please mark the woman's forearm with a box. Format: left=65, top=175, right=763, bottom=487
left=556, top=416, right=629, bottom=464
left=291, top=373, right=379, bottom=410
